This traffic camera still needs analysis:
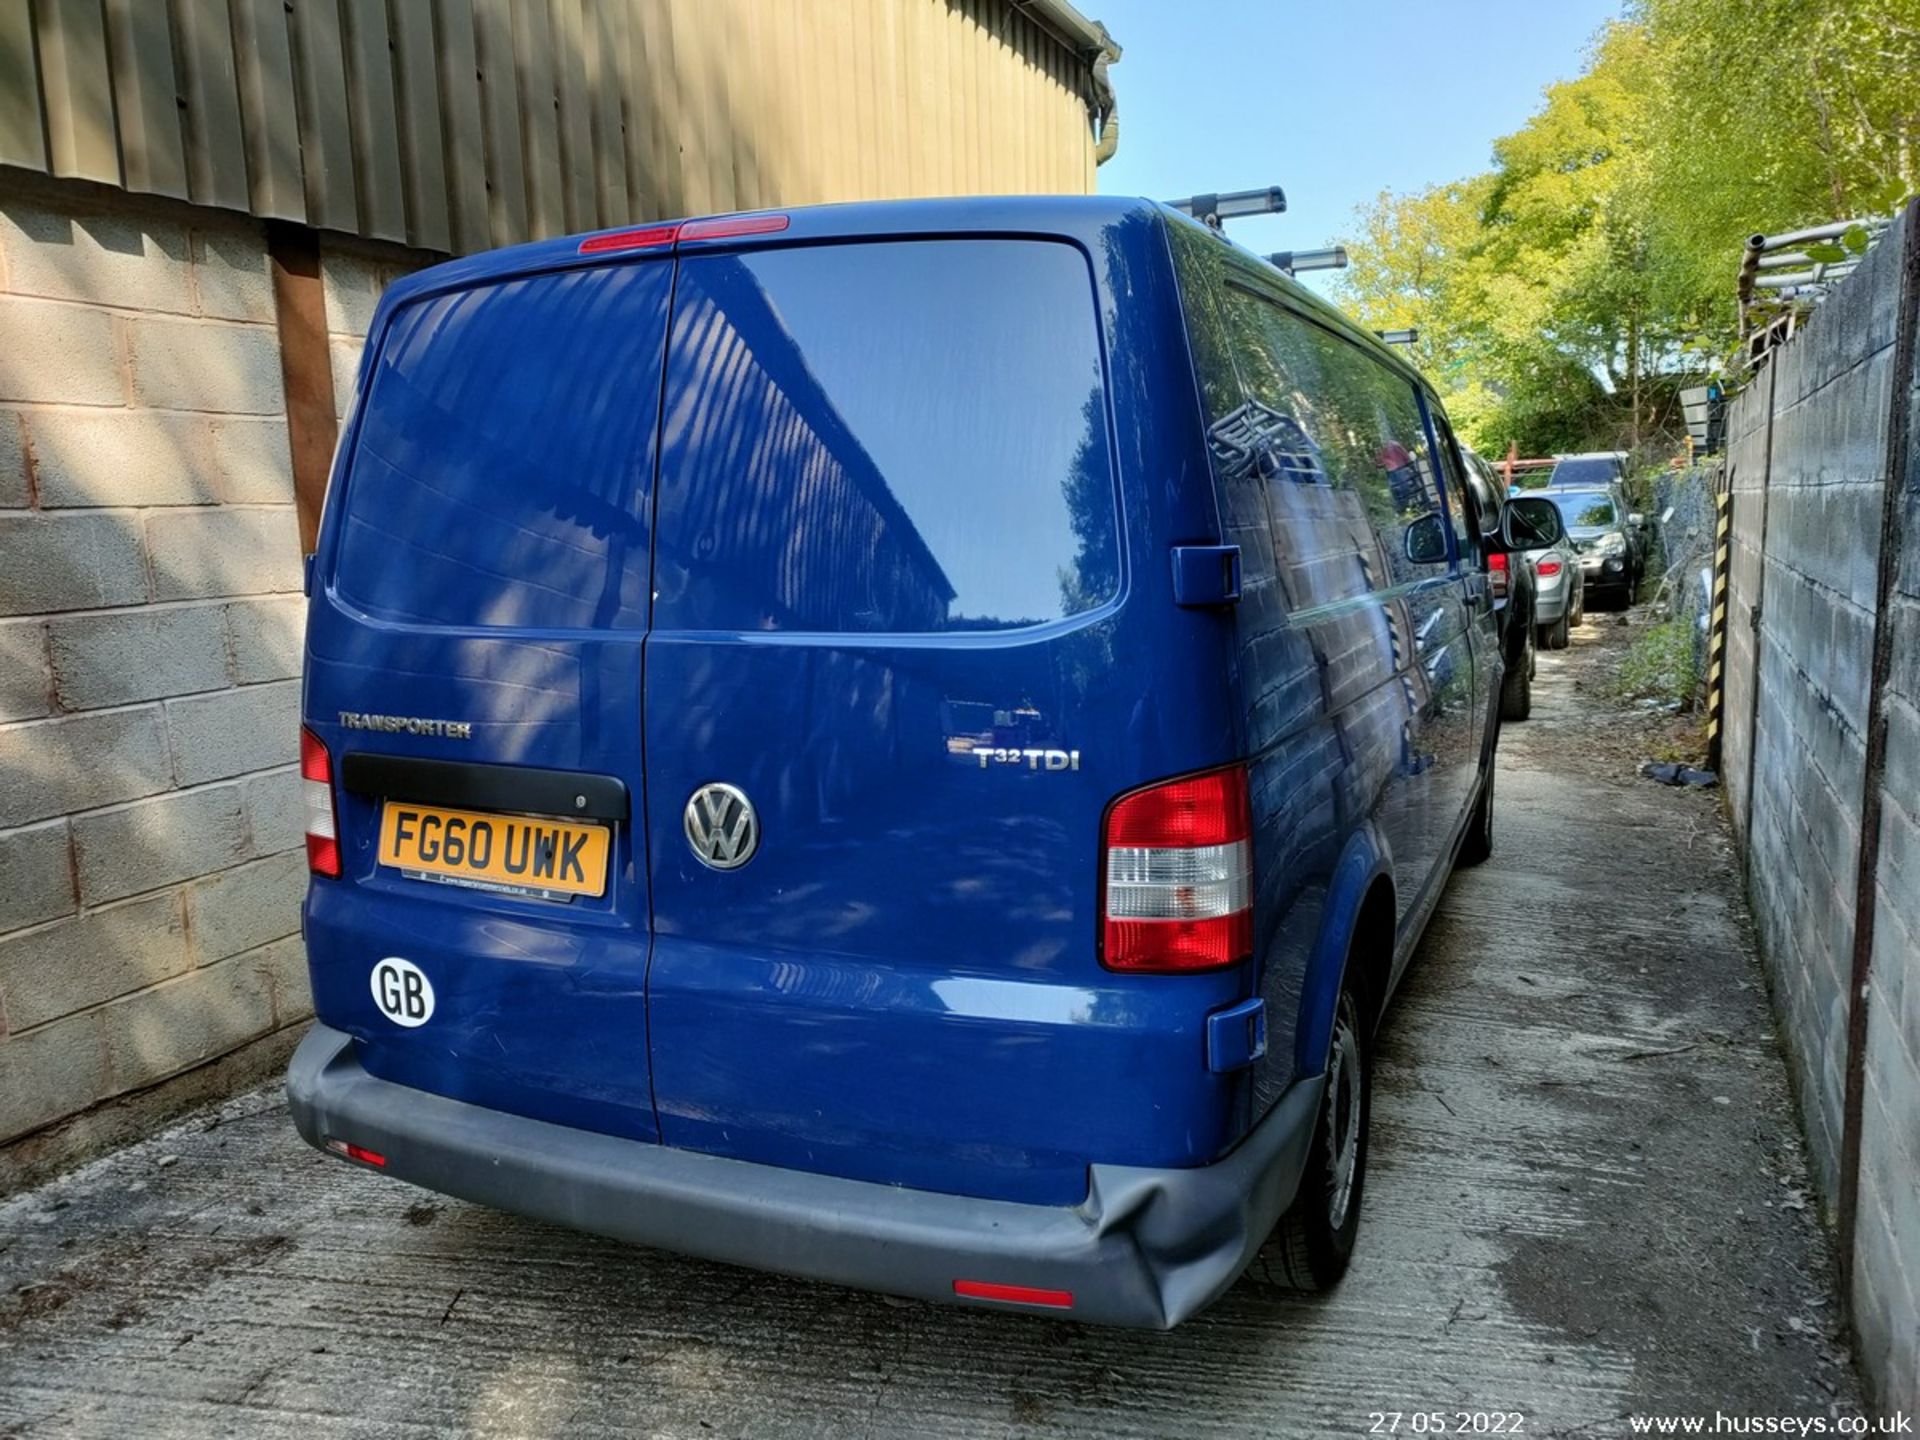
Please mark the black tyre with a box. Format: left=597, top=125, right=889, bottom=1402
left=1570, top=584, right=1585, bottom=628
left=1544, top=610, right=1571, bottom=650
left=1500, top=643, right=1532, bottom=721
left=1457, top=765, right=1494, bottom=867
left=1271, top=986, right=1371, bottom=1292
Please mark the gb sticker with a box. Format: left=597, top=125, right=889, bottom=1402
left=371, top=957, right=435, bottom=1028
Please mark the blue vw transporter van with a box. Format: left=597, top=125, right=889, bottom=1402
left=290, top=197, right=1560, bottom=1327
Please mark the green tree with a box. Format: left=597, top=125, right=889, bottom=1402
left=1336, top=2, right=1920, bottom=458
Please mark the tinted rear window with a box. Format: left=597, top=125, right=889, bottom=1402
left=1549, top=456, right=1619, bottom=486
left=333, top=262, right=672, bottom=630
left=653, top=239, right=1118, bottom=633
left=1554, top=492, right=1617, bottom=527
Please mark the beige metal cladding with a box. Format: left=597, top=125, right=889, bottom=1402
left=0, top=0, right=1120, bottom=255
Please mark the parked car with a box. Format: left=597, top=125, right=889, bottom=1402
left=1546, top=450, right=1628, bottom=489
left=1526, top=512, right=1586, bottom=650
left=1463, top=447, right=1536, bottom=718
left=1550, top=487, right=1640, bottom=608
left=288, top=196, right=1566, bottom=1329
left=1548, top=453, right=1651, bottom=579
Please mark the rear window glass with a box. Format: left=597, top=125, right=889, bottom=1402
left=1549, top=456, right=1620, bottom=487
left=653, top=239, right=1118, bottom=633
left=1554, top=492, right=1617, bottom=527
left=333, top=262, right=672, bottom=630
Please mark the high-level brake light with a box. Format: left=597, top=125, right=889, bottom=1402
left=681, top=213, right=789, bottom=241
left=577, top=212, right=789, bottom=255
left=301, top=727, right=341, bottom=878
left=1101, top=765, right=1254, bottom=973
left=577, top=223, right=680, bottom=254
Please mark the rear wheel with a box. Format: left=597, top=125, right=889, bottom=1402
left=1271, top=987, right=1370, bottom=1291
left=1544, top=609, right=1571, bottom=650
left=1570, top=584, right=1585, bottom=628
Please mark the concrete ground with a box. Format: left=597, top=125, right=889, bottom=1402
left=0, top=607, right=1864, bottom=1437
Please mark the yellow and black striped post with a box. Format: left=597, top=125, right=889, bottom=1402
left=1704, top=489, right=1734, bottom=771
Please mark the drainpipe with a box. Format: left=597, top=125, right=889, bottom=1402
left=1012, top=0, right=1122, bottom=164
left=1091, top=51, right=1119, bottom=165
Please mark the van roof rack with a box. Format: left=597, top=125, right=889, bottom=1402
left=1166, top=186, right=1286, bottom=230
left=1267, top=247, right=1347, bottom=277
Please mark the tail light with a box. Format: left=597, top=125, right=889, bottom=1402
left=1488, top=550, right=1509, bottom=600
left=1536, top=558, right=1563, bottom=578
left=301, top=727, right=341, bottom=878
left=1100, top=764, right=1253, bottom=972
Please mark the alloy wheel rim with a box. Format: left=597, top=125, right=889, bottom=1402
left=1324, top=1011, right=1363, bottom=1230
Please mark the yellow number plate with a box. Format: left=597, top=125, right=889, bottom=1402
left=378, top=803, right=610, bottom=899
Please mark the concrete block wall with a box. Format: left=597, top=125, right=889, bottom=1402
left=1852, top=289, right=1920, bottom=1413
left=1720, top=211, right=1920, bottom=1414
left=0, top=189, right=311, bottom=1173
left=321, top=245, right=414, bottom=423
left=1739, top=226, right=1899, bottom=1200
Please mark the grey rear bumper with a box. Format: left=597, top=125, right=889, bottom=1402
left=286, top=1023, right=1322, bottom=1329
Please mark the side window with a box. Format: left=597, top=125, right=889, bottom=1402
left=1426, top=413, right=1477, bottom=561
left=1204, top=276, right=1452, bottom=607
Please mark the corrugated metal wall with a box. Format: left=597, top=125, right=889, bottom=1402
left=0, top=0, right=1109, bottom=255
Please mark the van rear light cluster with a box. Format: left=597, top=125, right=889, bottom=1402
left=301, top=727, right=341, bottom=878
left=1488, top=550, right=1509, bottom=601
left=1100, top=764, right=1254, bottom=972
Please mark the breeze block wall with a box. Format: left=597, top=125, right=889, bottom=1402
left=1854, top=271, right=1920, bottom=1413
left=1720, top=209, right=1920, bottom=1414
left=0, top=187, right=311, bottom=1182
left=1738, top=222, right=1899, bottom=1202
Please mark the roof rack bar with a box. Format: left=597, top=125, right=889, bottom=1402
left=1267, top=246, right=1347, bottom=276
left=1166, top=186, right=1286, bottom=229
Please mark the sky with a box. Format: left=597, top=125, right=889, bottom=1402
left=1092, top=0, right=1626, bottom=294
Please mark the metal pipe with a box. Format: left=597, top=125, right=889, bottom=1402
left=1752, top=217, right=1883, bottom=250
left=1009, top=2, right=1122, bottom=164
left=1091, top=52, right=1119, bottom=165
left=1756, top=267, right=1858, bottom=289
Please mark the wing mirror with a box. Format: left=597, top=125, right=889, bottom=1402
left=1499, top=496, right=1565, bottom=551
left=1403, top=513, right=1449, bottom=565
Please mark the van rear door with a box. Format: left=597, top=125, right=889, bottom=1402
left=642, top=228, right=1242, bottom=1205
left=303, top=255, right=671, bottom=1142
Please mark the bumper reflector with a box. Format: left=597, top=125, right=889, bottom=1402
left=952, top=1279, right=1073, bottom=1308
left=324, top=1137, right=387, bottom=1168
